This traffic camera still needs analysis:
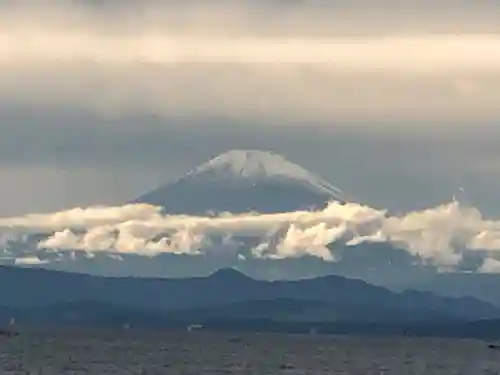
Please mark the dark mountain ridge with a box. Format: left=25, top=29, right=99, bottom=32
left=0, top=266, right=498, bottom=325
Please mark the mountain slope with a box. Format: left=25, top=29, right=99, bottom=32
left=0, top=266, right=497, bottom=322
left=134, top=150, right=346, bottom=214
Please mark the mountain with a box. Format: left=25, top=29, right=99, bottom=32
left=4, top=150, right=500, bottom=311
left=382, top=272, right=500, bottom=308
left=134, top=149, right=346, bottom=214
left=19, top=243, right=500, bottom=309
left=0, top=266, right=498, bottom=325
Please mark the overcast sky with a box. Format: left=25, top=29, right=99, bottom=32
left=0, top=1, right=499, bottom=216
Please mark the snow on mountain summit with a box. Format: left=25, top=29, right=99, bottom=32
left=134, top=149, right=346, bottom=214
left=189, top=149, right=314, bottom=179
left=182, top=150, right=343, bottom=196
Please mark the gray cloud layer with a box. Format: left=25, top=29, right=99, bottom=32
left=0, top=1, right=499, bottom=123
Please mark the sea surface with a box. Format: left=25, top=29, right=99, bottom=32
left=1, top=329, right=500, bottom=374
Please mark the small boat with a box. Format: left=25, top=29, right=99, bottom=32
left=0, top=317, right=19, bottom=337
left=187, top=324, right=204, bottom=332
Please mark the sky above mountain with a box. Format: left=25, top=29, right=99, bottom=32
left=0, top=1, right=499, bottom=216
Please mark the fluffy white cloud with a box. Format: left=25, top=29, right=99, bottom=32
left=1, top=199, right=500, bottom=271
left=480, top=258, right=500, bottom=274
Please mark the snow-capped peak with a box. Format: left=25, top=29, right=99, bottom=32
left=183, top=149, right=344, bottom=197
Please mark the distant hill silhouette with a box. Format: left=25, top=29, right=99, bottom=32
left=0, top=266, right=498, bottom=330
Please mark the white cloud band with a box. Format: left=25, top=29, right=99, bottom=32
left=1, top=200, right=500, bottom=272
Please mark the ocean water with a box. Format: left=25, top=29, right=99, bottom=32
left=1, top=330, right=500, bottom=374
